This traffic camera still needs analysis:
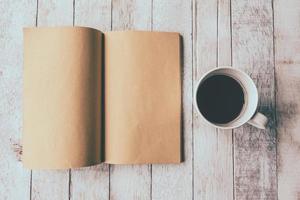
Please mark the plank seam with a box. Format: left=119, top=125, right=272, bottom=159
left=150, top=165, right=152, bottom=200
left=73, top=0, right=75, bottom=26
left=30, top=0, right=39, bottom=199
left=69, top=2, right=75, bottom=199
left=271, top=0, right=278, bottom=199
left=109, top=1, right=112, bottom=199
left=229, top=0, right=235, bottom=199
left=229, top=0, right=236, bottom=199
left=108, top=165, right=111, bottom=200
left=151, top=0, right=153, bottom=31
left=192, top=0, right=196, bottom=199
left=69, top=170, right=72, bottom=200
left=150, top=1, right=153, bottom=199
left=217, top=0, right=219, bottom=67
left=110, top=0, right=113, bottom=30
left=35, top=0, right=39, bottom=26
left=30, top=171, right=32, bottom=200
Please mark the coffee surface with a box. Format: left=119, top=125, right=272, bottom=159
left=196, top=74, right=245, bottom=124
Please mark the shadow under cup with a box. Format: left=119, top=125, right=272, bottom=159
left=195, top=67, right=258, bottom=129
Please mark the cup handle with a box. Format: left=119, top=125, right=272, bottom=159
left=247, top=112, right=268, bottom=129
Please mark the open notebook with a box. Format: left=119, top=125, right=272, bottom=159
left=23, top=27, right=181, bottom=169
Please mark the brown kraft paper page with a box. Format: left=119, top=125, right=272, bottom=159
left=23, top=27, right=102, bottom=169
left=104, top=31, right=181, bottom=164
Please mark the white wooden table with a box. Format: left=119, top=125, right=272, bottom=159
left=0, top=0, right=299, bottom=199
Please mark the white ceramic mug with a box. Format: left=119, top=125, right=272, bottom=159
left=194, top=66, right=268, bottom=129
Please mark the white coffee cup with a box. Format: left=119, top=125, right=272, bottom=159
left=194, top=66, right=268, bottom=129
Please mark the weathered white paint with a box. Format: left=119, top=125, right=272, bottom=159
left=75, top=0, right=111, bottom=29
left=32, top=170, right=69, bottom=200
left=70, top=165, right=109, bottom=200
left=0, top=0, right=35, bottom=199
left=193, top=0, right=234, bottom=199
left=275, top=0, right=300, bottom=199
left=217, top=0, right=234, bottom=198
left=37, top=0, right=73, bottom=26
left=217, top=0, right=232, bottom=67
left=231, top=0, right=277, bottom=199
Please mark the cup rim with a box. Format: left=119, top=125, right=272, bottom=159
left=193, top=66, right=258, bottom=129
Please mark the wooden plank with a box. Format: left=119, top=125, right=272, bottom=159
left=74, top=0, right=111, bottom=29
left=31, top=0, right=73, bottom=199
left=0, top=0, right=36, bottom=199
left=231, top=0, right=277, bottom=199
left=70, top=0, right=111, bottom=199
left=112, top=0, right=151, bottom=31
left=37, top=0, right=73, bottom=26
left=109, top=0, right=152, bottom=199
left=151, top=0, right=193, bottom=199
left=32, top=170, right=69, bottom=200
left=218, top=0, right=232, bottom=67
left=193, top=0, right=234, bottom=199
left=70, top=166, right=109, bottom=200
left=275, top=0, right=300, bottom=199
left=216, top=0, right=234, bottom=198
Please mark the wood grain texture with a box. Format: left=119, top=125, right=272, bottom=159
left=274, top=0, right=300, bottom=199
left=31, top=0, right=73, bottom=199
left=75, top=0, right=111, bottom=29
left=0, top=0, right=36, bottom=199
left=193, top=0, right=234, bottom=199
left=37, top=0, right=73, bottom=26
left=109, top=0, right=152, bottom=199
left=112, top=0, right=151, bottom=31
left=218, top=0, right=232, bottom=67
left=70, top=165, right=109, bottom=200
left=217, top=0, right=234, bottom=199
left=151, top=0, right=193, bottom=199
left=231, top=0, right=277, bottom=199
left=32, top=170, right=69, bottom=200
left=70, top=1, right=111, bottom=199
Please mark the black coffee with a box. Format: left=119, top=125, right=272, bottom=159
left=196, top=75, right=245, bottom=124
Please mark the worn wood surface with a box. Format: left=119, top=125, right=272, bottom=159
left=1, top=0, right=300, bottom=199
left=0, top=1, right=35, bottom=200
left=274, top=0, right=300, bottom=199
left=231, top=0, right=277, bottom=199
left=193, top=0, right=234, bottom=199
